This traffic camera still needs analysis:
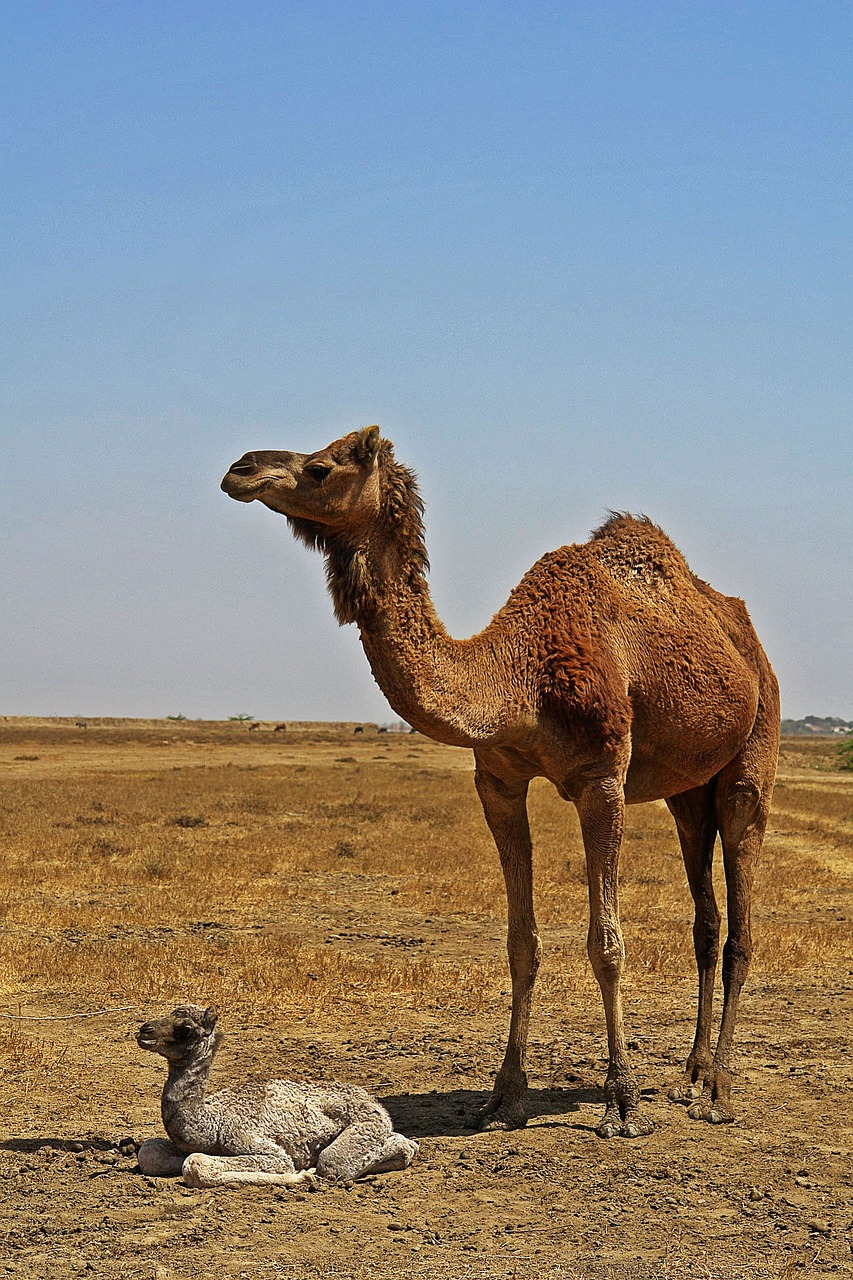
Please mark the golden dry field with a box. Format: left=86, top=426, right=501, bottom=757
left=0, top=719, right=851, bottom=1280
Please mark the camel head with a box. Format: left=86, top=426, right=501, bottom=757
left=220, top=426, right=384, bottom=534
left=136, top=1004, right=221, bottom=1064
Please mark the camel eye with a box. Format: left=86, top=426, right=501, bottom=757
left=305, top=462, right=332, bottom=483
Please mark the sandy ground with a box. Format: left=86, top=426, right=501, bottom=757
left=0, top=723, right=851, bottom=1279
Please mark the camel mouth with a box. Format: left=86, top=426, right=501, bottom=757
left=220, top=474, right=270, bottom=501
left=135, top=1033, right=158, bottom=1049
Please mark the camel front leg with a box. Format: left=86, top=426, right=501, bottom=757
left=182, top=1153, right=317, bottom=1188
left=472, top=762, right=540, bottom=1131
left=576, top=779, right=652, bottom=1139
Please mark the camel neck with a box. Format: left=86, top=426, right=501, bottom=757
left=355, top=540, right=508, bottom=747
left=161, top=1052, right=215, bottom=1150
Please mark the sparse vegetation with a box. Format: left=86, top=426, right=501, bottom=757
left=0, top=722, right=850, bottom=1276
left=836, top=732, right=853, bottom=771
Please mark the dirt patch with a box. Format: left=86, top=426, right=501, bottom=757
left=1, top=725, right=851, bottom=1278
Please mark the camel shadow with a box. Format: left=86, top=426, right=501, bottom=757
left=379, top=1083, right=601, bottom=1139
left=1, top=1089, right=603, bottom=1155
left=0, top=1136, right=120, bottom=1154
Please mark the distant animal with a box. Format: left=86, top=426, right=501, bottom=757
left=353, top=725, right=365, bottom=735
left=221, top=425, right=780, bottom=1137
left=75, top=721, right=88, bottom=730
left=247, top=722, right=261, bottom=732
left=273, top=722, right=288, bottom=733
left=135, top=1004, right=418, bottom=1188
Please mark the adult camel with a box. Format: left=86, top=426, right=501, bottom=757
left=221, top=426, right=779, bottom=1137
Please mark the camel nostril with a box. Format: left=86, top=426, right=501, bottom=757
left=227, top=459, right=258, bottom=476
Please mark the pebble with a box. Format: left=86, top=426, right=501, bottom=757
left=806, top=1218, right=830, bottom=1235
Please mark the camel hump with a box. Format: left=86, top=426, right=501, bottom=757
left=589, top=513, right=696, bottom=591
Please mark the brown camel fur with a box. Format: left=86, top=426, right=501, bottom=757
left=221, top=426, right=780, bottom=1137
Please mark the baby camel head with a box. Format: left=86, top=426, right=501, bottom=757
left=220, top=425, right=384, bottom=535
left=136, top=1004, right=221, bottom=1064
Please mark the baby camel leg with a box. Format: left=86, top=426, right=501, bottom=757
left=361, top=1132, right=419, bottom=1175
left=315, top=1113, right=417, bottom=1181
left=137, top=1138, right=186, bottom=1177
left=182, top=1153, right=316, bottom=1188
left=576, top=779, right=652, bottom=1139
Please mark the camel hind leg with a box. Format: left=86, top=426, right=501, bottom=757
left=689, top=670, right=779, bottom=1124
left=315, top=1111, right=417, bottom=1181
left=665, top=782, right=720, bottom=1104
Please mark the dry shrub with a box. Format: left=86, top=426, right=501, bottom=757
left=0, top=727, right=849, bottom=1037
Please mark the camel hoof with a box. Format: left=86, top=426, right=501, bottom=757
left=622, top=1114, right=655, bottom=1138
left=668, top=1081, right=701, bottom=1105
left=597, top=1104, right=654, bottom=1139
left=469, top=1099, right=527, bottom=1131
left=708, top=1104, right=735, bottom=1125
left=687, top=1089, right=734, bottom=1124
left=478, top=1108, right=527, bottom=1132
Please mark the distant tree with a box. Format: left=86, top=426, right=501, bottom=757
left=228, top=713, right=255, bottom=721
left=166, top=713, right=188, bottom=721
left=837, top=734, right=853, bottom=771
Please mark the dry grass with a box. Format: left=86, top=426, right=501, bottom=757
left=0, top=723, right=850, bottom=1065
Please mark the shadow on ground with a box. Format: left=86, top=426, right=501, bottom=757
left=380, top=1084, right=601, bottom=1138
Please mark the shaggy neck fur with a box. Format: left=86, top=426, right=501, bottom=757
left=290, top=448, right=507, bottom=745
left=161, top=1034, right=221, bottom=1151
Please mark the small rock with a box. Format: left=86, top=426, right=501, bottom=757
left=69, top=1142, right=85, bottom=1153
left=806, top=1218, right=830, bottom=1236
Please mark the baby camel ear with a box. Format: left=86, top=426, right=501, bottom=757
left=202, top=1005, right=220, bottom=1031
left=354, top=424, right=381, bottom=466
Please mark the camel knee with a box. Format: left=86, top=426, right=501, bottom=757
left=182, top=1153, right=216, bottom=1187
left=137, top=1138, right=185, bottom=1178
left=507, top=925, right=541, bottom=984
left=587, top=922, right=625, bottom=984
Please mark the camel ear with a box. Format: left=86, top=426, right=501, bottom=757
left=202, top=1005, right=219, bottom=1031
left=354, top=425, right=381, bottom=467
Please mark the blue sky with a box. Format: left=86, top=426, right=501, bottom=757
left=1, top=2, right=850, bottom=721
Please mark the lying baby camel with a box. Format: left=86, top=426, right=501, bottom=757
left=135, top=1004, right=419, bottom=1188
